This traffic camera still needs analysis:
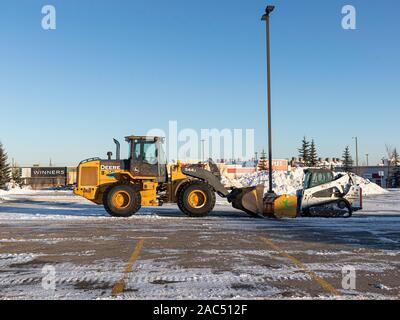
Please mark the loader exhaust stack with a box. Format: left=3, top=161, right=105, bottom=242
left=113, top=139, right=120, bottom=160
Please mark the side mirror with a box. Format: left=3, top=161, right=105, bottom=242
left=107, top=151, right=113, bottom=160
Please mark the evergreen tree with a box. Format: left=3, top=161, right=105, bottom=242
left=298, top=136, right=310, bottom=166
left=257, top=150, right=268, bottom=171
left=390, top=148, right=400, bottom=188
left=0, top=142, right=11, bottom=189
left=342, top=146, right=353, bottom=172
left=11, top=166, right=23, bottom=186
left=309, top=139, right=318, bottom=167
left=385, top=145, right=394, bottom=188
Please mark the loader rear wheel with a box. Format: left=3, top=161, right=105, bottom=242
left=177, top=181, right=216, bottom=217
left=103, top=183, right=141, bottom=217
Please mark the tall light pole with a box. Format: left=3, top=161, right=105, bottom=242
left=366, top=153, right=369, bottom=166
left=262, top=5, right=275, bottom=195
left=352, top=137, right=359, bottom=175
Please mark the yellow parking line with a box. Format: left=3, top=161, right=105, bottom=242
left=260, top=236, right=340, bottom=296
left=112, top=239, right=145, bottom=296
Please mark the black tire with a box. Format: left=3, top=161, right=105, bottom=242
left=103, top=182, right=141, bottom=217
left=177, top=180, right=216, bottom=217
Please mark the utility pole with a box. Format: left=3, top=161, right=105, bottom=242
left=262, top=5, right=275, bottom=195
left=366, top=154, right=369, bottom=166
left=352, top=137, right=359, bottom=175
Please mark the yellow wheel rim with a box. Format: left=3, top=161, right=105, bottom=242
left=188, top=190, right=207, bottom=209
left=112, top=191, right=131, bottom=209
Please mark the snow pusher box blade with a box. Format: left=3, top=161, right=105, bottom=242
left=181, top=165, right=298, bottom=219
left=227, top=185, right=298, bottom=218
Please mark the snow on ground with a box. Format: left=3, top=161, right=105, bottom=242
left=235, top=168, right=388, bottom=196
left=0, top=185, right=36, bottom=198
left=0, top=184, right=55, bottom=204
left=0, top=188, right=399, bottom=299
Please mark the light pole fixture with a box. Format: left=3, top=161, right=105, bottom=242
left=261, top=5, right=275, bottom=194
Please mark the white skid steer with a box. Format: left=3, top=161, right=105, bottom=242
left=298, top=169, right=362, bottom=218
left=225, top=168, right=362, bottom=218
left=180, top=161, right=362, bottom=219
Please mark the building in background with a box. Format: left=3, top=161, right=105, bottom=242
left=221, top=159, right=289, bottom=180
left=21, top=167, right=76, bottom=189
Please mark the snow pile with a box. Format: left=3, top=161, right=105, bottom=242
left=351, top=175, right=389, bottom=196
left=237, top=168, right=388, bottom=196
left=239, top=168, right=304, bottom=195
left=0, top=184, right=36, bottom=202
left=0, top=183, right=34, bottom=194
left=220, top=175, right=243, bottom=189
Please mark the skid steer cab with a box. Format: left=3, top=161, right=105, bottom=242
left=74, top=136, right=228, bottom=217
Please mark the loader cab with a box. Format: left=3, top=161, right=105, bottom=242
left=126, top=136, right=167, bottom=182
left=303, top=169, right=334, bottom=190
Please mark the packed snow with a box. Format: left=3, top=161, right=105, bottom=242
left=234, top=168, right=388, bottom=197
left=0, top=184, right=37, bottom=203
left=0, top=188, right=400, bottom=299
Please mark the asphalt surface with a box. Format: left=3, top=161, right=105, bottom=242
left=0, top=191, right=399, bottom=299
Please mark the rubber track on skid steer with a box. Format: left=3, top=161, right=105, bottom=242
left=303, top=199, right=353, bottom=218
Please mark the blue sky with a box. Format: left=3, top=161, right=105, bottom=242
left=0, top=0, right=399, bottom=166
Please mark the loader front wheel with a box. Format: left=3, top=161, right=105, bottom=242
left=177, top=181, right=216, bottom=217
left=103, top=183, right=141, bottom=217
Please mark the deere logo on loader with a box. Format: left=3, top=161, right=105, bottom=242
left=100, top=165, right=121, bottom=170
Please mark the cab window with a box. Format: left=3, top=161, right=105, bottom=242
left=143, top=142, right=157, bottom=164
left=133, top=140, right=142, bottom=160
left=132, top=140, right=160, bottom=164
left=308, top=171, right=334, bottom=188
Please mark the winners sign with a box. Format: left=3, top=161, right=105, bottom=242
left=31, top=167, right=67, bottom=178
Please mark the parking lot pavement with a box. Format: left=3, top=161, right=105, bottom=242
left=0, top=191, right=399, bottom=299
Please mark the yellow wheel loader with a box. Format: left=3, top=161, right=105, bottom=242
left=74, top=135, right=224, bottom=218
left=74, top=135, right=362, bottom=218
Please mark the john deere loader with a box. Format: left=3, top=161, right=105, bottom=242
left=74, top=135, right=362, bottom=218
left=74, top=135, right=226, bottom=218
